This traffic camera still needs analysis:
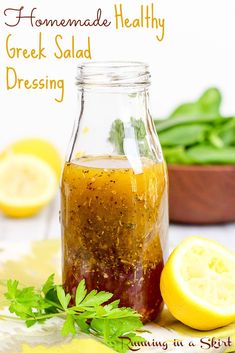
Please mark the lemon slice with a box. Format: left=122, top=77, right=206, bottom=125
left=160, top=236, right=235, bottom=330
left=0, top=154, right=57, bottom=217
left=1, top=139, right=62, bottom=180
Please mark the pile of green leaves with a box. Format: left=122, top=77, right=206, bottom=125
left=156, top=87, right=235, bottom=164
left=109, top=88, right=235, bottom=165
left=0, top=275, right=145, bottom=353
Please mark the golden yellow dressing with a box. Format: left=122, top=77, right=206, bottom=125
left=61, top=156, right=167, bottom=322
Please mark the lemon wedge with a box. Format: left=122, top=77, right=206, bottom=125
left=0, top=154, right=57, bottom=217
left=160, top=236, right=235, bottom=330
left=1, top=138, right=62, bottom=180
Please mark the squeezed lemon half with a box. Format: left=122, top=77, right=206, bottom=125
left=0, top=154, right=57, bottom=217
left=160, top=236, right=235, bottom=330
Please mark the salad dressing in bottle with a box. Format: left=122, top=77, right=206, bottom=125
left=61, top=62, right=168, bottom=322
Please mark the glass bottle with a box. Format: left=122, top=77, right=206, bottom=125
left=61, top=62, right=168, bottom=323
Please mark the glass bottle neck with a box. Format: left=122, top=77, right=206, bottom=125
left=81, top=88, right=150, bottom=122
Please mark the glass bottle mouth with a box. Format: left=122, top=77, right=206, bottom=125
left=76, top=61, right=151, bottom=89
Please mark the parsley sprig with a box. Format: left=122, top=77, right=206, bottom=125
left=0, top=274, right=145, bottom=353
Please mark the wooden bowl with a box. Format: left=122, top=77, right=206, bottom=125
left=168, top=165, right=235, bottom=224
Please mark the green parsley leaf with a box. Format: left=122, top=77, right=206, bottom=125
left=5, top=280, right=19, bottom=300
left=42, top=274, right=55, bottom=295
left=75, top=317, right=90, bottom=334
left=81, top=289, right=113, bottom=307
left=75, top=279, right=87, bottom=306
left=1, top=274, right=146, bottom=353
left=56, top=286, right=71, bottom=310
left=61, top=314, right=76, bottom=336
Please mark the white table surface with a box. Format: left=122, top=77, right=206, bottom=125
left=0, top=193, right=234, bottom=253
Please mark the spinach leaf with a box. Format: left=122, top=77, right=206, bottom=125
left=213, top=118, right=235, bottom=146
left=163, top=146, right=194, bottom=164
left=198, top=87, right=222, bottom=115
left=158, top=124, right=211, bottom=147
left=170, top=88, right=222, bottom=119
left=155, top=115, right=222, bottom=132
left=109, top=118, right=151, bottom=157
left=109, top=119, right=125, bottom=154
left=187, top=144, right=235, bottom=164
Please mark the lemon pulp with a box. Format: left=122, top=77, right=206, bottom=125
left=160, top=236, right=235, bottom=330
left=181, top=244, right=235, bottom=307
left=0, top=154, right=57, bottom=217
left=1, top=138, right=62, bottom=180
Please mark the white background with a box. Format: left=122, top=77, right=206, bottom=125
left=0, top=0, right=235, bottom=155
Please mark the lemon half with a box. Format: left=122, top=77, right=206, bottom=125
left=0, top=154, right=57, bottom=217
left=1, top=138, right=62, bottom=180
left=160, top=236, right=235, bottom=330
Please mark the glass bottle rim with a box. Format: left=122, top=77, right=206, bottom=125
left=76, top=61, right=151, bottom=89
